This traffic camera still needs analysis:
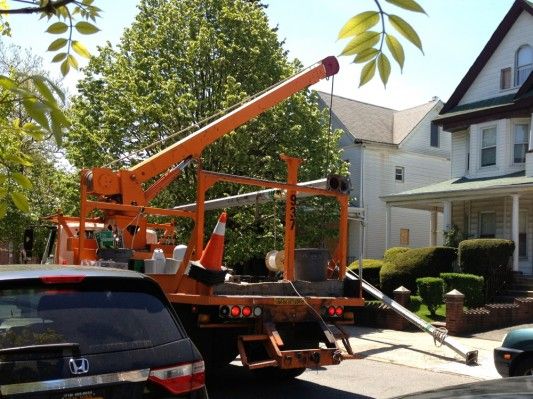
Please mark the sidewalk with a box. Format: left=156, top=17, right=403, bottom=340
left=340, top=326, right=503, bottom=381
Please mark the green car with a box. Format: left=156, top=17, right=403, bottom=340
left=494, top=328, right=533, bottom=377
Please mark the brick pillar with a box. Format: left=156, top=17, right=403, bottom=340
left=445, top=289, right=465, bottom=336
left=389, top=286, right=411, bottom=330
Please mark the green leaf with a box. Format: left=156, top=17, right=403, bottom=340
left=388, top=15, right=423, bottom=53
left=75, top=21, right=100, bottom=35
left=377, top=53, right=391, bottom=87
left=5, top=154, right=32, bottom=167
left=340, top=31, right=380, bottom=56
left=46, top=21, right=68, bottom=34
left=47, top=38, right=68, bottom=51
left=359, top=59, right=376, bottom=87
left=338, top=11, right=380, bottom=39
left=385, top=34, right=405, bottom=70
left=12, top=172, right=32, bottom=189
left=22, top=123, right=46, bottom=140
left=44, top=78, right=66, bottom=103
left=60, top=59, right=70, bottom=76
left=67, top=54, right=79, bottom=70
left=51, top=52, right=67, bottom=63
left=0, top=202, right=7, bottom=219
left=50, top=109, right=70, bottom=145
left=385, top=0, right=426, bottom=14
left=72, top=40, right=91, bottom=58
left=0, top=187, right=7, bottom=200
left=353, top=48, right=379, bottom=64
left=22, top=98, right=51, bottom=131
left=31, top=76, right=56, bottom=104
left=11, top=192, right=29, bottom=213
left=0, top=75, right=16, bottom=90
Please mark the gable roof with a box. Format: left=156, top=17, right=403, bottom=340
left=317, top=92, right=394, bottom=144
left=317, top=92, right=439, bottom=145
left=393, top=101, right=438, bottom=144
left=441, top=0, right=533, bottom=115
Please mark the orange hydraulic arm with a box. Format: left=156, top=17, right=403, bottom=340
left=84, top=56, right=339, bottom=207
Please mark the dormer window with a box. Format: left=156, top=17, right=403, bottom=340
left=515, top=45, right=533, bottom=86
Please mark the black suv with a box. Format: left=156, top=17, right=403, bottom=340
left=0, top=265, right=207, bottom=398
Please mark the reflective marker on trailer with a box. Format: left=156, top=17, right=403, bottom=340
left=335, top=306, right=343, bottom=316
left=253, top=306, right=262, bottom=317
left=328, top=306, right=336, bottom=316
left=241, top=306, right=252, bottom=317
left=230, top=305, right=241, bottom=318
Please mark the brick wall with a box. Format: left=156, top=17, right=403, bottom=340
left=445, top=290, right=533, bottom=335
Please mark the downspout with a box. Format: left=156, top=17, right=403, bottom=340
left=360, top=143, right=365, bottom=258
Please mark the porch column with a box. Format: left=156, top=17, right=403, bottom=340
left=443, top=201, right=452, bottom=232
left=385, top=204, right=391, bottom=250
left=512, top=194, right=520, bottom=272
left=430, top=209, right=438, bottom=246
left=529, top=113, right=533, bottom=150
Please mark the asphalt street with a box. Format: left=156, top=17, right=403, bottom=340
left=207, top=359, right=479, bottom=399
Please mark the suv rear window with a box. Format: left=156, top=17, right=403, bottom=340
left=0, top=281, right=183, bottom=354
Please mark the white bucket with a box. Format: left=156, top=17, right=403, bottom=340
left=164, top=258, right=180, bottom=274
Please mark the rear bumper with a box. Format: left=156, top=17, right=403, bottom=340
left=494, top=347, right=524, bottom=377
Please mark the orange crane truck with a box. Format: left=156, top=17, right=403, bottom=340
left=45, top=56, right=364, bottom=377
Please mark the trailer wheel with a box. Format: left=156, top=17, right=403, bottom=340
left=252, top=367, right=306, bottom=380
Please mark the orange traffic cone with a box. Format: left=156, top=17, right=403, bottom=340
left=200, top=212, right=227, bottom=270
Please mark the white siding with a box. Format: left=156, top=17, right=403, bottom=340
left=460, top=12, right=533, bottom=105
left=400, top=105, right=451, bottom=158
left=463, top=118, right=529, bottom=179
left=451, top=130, right=468, bottom=178
left=362, top=145, right=450, bottom=259
left=341, top=145, right=362, bottom=207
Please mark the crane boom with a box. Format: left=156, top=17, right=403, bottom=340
left=129, top=56, right=339, bottom=184
left=85, top=56, right=339, bottom=206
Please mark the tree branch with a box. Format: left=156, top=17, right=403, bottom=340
left=0, top=0, right=77, bottom=15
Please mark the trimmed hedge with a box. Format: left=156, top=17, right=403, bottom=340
left=383, top=247, right=411, bottom=263
left=379, top=247, right=457, bottom=295
left=349, top=259, right=387, bottom=288
left=458, top=239, right=514, bottom=277
left=440, top=272, right=484, bottom=308
left=416, top=277, right=444, bottom=316
left=409, top=295, right=422, bottom=313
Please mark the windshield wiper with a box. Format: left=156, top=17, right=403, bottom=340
left=0, top=342, right=80, bottom=355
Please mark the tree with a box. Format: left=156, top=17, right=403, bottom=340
left=67, top=0, right=346, bottom=266
left=0, top=43, right=79, bottom=261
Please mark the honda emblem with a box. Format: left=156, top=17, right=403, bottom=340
left=69, top=358, right=89, bottom=375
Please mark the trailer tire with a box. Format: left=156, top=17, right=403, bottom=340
left=253, top=367, right=306, bottom=380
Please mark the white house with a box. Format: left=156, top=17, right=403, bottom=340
left=317, top=92, right=451, bottom=260
left=382, top=0, right=533, bottom=275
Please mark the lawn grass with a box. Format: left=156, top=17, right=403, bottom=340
left=415, top=304, right=446, bottom=323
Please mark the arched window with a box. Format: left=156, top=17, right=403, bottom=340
left=516, top=45, right=533, bottom=86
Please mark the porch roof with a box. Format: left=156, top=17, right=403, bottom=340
left=382, top=171, right=533, bottom=205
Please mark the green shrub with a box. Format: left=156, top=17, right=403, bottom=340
left=379, top=247, right=457, bottom=295
left=440, top=273, right=485, bottom=308
left=458, top=239, right=514, bottom=277
left=349, top=259, right=386, bottom=288
left=383, top=247, right=410, bottom=263
left=408, top=295, right=422, bottom=313
left=416, top=277, right=444, bottom=316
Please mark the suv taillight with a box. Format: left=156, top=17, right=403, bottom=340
left=149, top=360, right=205, bottom=395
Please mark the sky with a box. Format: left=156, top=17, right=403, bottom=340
left=2, top=0, right=517, bottom=110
